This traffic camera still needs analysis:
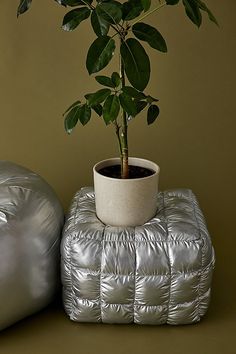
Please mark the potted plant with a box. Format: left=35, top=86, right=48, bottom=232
left=17, top=0, right=217, bottom=226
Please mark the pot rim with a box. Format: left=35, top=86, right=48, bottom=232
left=93, top=157, right=160, bottom=182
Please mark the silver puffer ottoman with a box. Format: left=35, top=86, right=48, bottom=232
left=61, top=187, right=215, bottom=325
left=0, top=161, right=64, bottom=331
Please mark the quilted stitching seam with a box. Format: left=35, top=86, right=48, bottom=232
left=162, top=191, right=172, bottom=324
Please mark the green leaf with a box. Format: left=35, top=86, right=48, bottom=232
left=119, top=93, right=137, bottom=117
left=95, top=75, right=114, bottom=87
left=17, top=0, right=32, bottom=17
left=196, top=0, right=219, bottom=26
left=78, top=104, right=91, bottom=125
left=103, top=95, right=120, bottom=124
left=147, top=104, right=159, bottom=125
left=120, top=38, right=150, bottom=91
left=182, top=0, right=202, bottom=27
left=122, top=0, right=143, bottom=21
left=146, top=95, right=159, bottom=104
left=111, top=72, right=121, bottom=88
left=63, top=100, right=81, bottom=115
left=63, top=0, right=92, bottom=6
left=135, top=100, right=147, bottom=114
left=86, top=36, right=115, bottom=74
left=110, top=1, right=123, bottom=9
left=141, top=0, right=151, bottom=12
left=62, top=7, right=91, bottom=31
left=166, top=0, right=180, bottom=5
left=92, top=104, right=103, bottom=116
left=64, top=105, right=81, bottom=134
left=122, top=86, right=146, bottom=100
left=64, top=103, right=91, bottom=128
left=91, top=9, right=109, bottom=36
left=132, top=23, right=167, bottom=53
left=85, top=88, right=111, bottom=106
left=96, top=3, right=122, bottom=24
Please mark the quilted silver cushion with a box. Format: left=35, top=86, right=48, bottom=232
left=61, top=187, right=215, bottom=325
left=0, top=161, right=64, bottom=330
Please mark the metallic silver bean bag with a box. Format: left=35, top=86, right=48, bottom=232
left=61, top=187, right=215, bottom=325
left=0, top=161, right=64, bottom=331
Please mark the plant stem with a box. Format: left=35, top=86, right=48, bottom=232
left=119, top=38, right=129, bottom=179
left=132, top=0, right=167, bottom=26
left=114, top=121, right=122, bottom=157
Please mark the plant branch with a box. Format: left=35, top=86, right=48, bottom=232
left=119, top=38, right=129, bottom=179
left=113, top=121, right=122, bottom=157
left=131, top=0, right=167, bottom=26
left=86, top=2, right=95, bottom=11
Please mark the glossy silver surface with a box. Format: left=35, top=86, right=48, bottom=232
left=0, top=161, right=64, bottom=330
left=61, top=187, right=215, bottom=325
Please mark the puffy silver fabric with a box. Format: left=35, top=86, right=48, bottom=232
left=61, top=187, right=215, bottom=325
left=0, top=161, right=64, bottom=331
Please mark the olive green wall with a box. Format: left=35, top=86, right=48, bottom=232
left=0, top=0, right=236, bottom=326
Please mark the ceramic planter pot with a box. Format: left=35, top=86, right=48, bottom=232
left=93, top=157, right=160, bottom=227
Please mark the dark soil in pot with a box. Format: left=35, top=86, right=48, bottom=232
left=98, top=165, right=155, bottom=179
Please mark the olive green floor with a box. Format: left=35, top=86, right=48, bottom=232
left=0, top=274, right=235, bottom=354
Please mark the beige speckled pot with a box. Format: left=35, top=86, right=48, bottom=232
left=93, top=157, right=160, bottom=227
